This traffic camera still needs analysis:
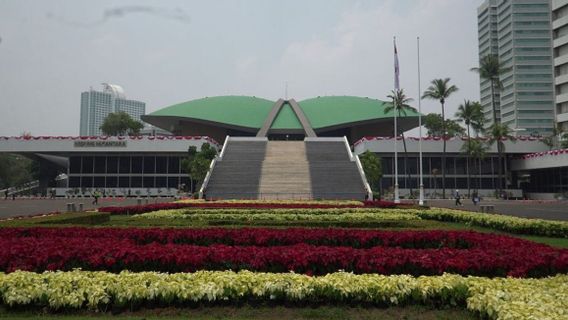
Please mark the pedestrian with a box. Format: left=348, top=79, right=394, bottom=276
left=472, top=190, right=479, bottom=206
left=4, top=189, right=8, bottom=200
left=455, top=189, right=462, bottom=206
left=92, top=190, right=100, bottom=205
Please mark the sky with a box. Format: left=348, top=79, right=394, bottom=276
left=0, top=0, right=481, bottom=136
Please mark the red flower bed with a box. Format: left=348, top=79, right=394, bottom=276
left=1, top=227, right=567, bottom=277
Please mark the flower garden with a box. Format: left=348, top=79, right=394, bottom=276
left=1, top=200, right=568, bottom=319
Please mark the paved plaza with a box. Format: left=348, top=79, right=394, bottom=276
left=0, top=197, right=175, bottom=219
left=0, top=197, right=567, bottom=221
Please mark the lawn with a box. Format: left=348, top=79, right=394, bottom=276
left=0, top=305, right=475, bottom=320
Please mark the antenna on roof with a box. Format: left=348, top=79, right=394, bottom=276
left=285, top=81, right=288, bottom=100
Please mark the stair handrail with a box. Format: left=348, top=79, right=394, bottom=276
left=1, top=180, right=40, bottom=195
left=199, top=136, right=230, bottom=199
left=219, top=135, right=230, bottom=160
left=343, top=136, right=373, bottom=200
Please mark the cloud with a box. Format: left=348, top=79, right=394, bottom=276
left=47, top=5, right=191, bottom=28
left=272, top=0, right=479, bottom=112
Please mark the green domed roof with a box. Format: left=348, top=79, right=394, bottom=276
left=148, top=96, right=275, bottom=129
left=145, top=95, right=420, bottom=132
left=299, top=96, right=419, bottom=129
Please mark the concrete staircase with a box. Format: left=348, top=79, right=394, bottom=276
left=258, top=141, right=311, bottom=199
left=203, top=138, right=368, bottom=200
left=306, top=141, right=367, bottom=200
left=205, top=140, right=267, bottom=199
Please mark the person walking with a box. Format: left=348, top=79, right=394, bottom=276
left=472, top=190, right=479, bottom=206
left=454, top=189, right=462, bottom=206
left=92, top=190, right=100, bottom=205
left=4, top=189, right=8, bottom=200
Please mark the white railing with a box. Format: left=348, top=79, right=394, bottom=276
left=199, top=136, right=230, bottom=198
left=218, top=135, right=230, bottom=159
left=343, top=136, right=373, bottom=199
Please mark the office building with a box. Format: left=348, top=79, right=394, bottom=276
left=80, top=83, right=146, bottom=136
left=477, top=0, right=555, bottom=136
left=553, top=0, right=568, bottom=132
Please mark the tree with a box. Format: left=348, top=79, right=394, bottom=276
left=423, top=114, right=465, bottom=137
left=385, top=89, right=417, bottom=195
left=0, top=154, right=37, bottom=189
left=542, top=124, right=564, bottom=150
left=100, top=112, right=144, bottom=136
left=455, top=100, right=484, bottom=195
left=181, top=143, right=217, bottom=194
left=359, top=151, right=383, bottom=196
left=487, top=123, right=515, bottom=196
left=422, top=78, right=459, bottom=199
left=461, top=139, right=488, bottom=193
left=471, top=54, right=510, bottom=125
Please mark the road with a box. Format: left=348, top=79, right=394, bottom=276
left=0, top=197, right=175, bottom=219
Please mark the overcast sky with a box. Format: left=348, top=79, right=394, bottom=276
left=0, top=0, right=481, bottom=136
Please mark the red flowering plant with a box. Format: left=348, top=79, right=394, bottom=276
left=1, top=227, right=566, bottom=277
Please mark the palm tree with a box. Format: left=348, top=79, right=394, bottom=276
left=386, top=89, right=417, bottom=196
left=487, top=123, right=515, bottom=196
left=455, top=100, right=484, bottom=195
left=422, top=78, right=459, bottom=199
left=471, top=54, right=510, bottom=126
left=463, top=139, right=488, bottom=191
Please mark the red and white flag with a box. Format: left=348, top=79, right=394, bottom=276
left=394, top=38, right=400, bottom=90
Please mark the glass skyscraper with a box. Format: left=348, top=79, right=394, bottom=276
left=80, top=83, right=146, bottom=136
left=477, top=0, right=555, bottom=136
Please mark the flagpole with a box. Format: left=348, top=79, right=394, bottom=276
left=417, top=37, right=424, bottom=206
left=393, top=36, right=400, bottom=204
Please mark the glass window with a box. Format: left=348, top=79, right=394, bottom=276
left=168, top=177, right=179, bottom=188
left=456, top=178, right=468, bottom=189
left=119, top=157, right=131, bottom=174
left=444, top=157, right=455, bottom=175
left=382, top=157, right=393, bottom=175
left=132, top=157, right=143, bottom=173
left=106, top=176, right=117, bottom=188
left=107, top=157, right=118, bottom=173
left=156, top=157, right=167, bottom=174
left=156, top=177, right=167, bottom=188
left=69, top=157, right=81, bottom=174
left=168, top=157, right=180, bottom=174
left=82, top=176, right=93, bottom=188
left=407, top=157, right=418, bottom=175
left=94, top=157, right=106, bottom=174
left=430, top=157, right=442, bottom=175
left=144, top=157, right=155, bottom=174
left=143, top=177, right=154, bottom=188
left=82, top=157, right=94, bottom=174
left=69, top=176, right=80, bottom=188
left=455, top=157, right=468, bottom=175
left=119, top=177, right=130, bottom=188
left=131, top=177, right=142, bottom=188
left=94, top=177, right=105, bottom=187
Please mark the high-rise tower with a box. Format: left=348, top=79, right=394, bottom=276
left=80, top=84, right=146, bottom=136
left=477, top=0, right=555, bottom=136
